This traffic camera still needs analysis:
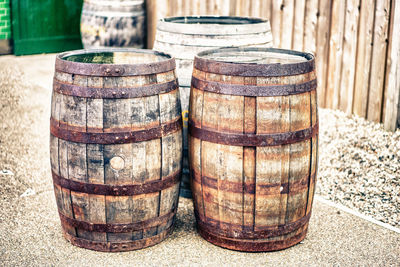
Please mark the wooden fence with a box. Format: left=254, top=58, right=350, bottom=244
left=146, top=0, right=400, bottom=131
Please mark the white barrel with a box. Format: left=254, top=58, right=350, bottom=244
left=153, top=16, right=273, bottom=198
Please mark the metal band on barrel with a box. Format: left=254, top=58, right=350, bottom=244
left=197, top=223, right=308, bottom=252
left=62, top=222, right=174, bottom=252
left=53, top=79, right=178, bottom=98
left=194, top=47, right=315, bottom=77
left=59, top=208, right=176, bottom=233
left=191, top=77, right=317, bottom=96
left=52, top=170, right=180, bottom=196
left=50, top=117, right=182, bottom=144
left=188, top=122, right=318, bottom=147
left=195, top=210, right=311, bottom=239
left=55, top=48, right=176, bottom=76
left=191, top=169, right=315, bottom=195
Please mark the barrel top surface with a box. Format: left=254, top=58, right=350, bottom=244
left=156, top=16, right=271, bottom=35
left=55, top=48, right=176, bottom=76
left=82, top=0, right=145, bottom=15
left=194, top=47, right=315, bottom=77
left=84, top=0, right=144, bottom=5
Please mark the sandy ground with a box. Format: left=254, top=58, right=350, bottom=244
left=0, top=53, right=399, bottom=266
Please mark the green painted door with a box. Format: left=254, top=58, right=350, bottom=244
left=11, top=0, right=83, bottom=55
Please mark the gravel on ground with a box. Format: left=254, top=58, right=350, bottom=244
left=317, top=109, right=400, bottom=227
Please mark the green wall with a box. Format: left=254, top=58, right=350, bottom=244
left=11, top=0, right=83, bottom=55
left=0, top=0, right=11, bottom=40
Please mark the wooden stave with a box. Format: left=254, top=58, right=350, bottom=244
left=154, top=30, right=273, bottom=47
left=50, top=51, right=182, bottom=251
left=51, top=94, right=181, bottom=249
left=51, top=115, right=181, bottom=247
left=153, top=16, right=273, bottom=199
left=154, top=41, right=274, bottom=65
left=188, top=48, right=318, bottom=252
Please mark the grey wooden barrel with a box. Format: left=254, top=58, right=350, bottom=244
left=50, top=48, right=182, bottom=252
left=153, top=16, right=273, bottom=198
left=80, top=0, right=146, bottom=49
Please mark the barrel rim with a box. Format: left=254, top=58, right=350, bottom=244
left=55, top=48, right=176, bottom=76
left=194, top=47, right=315, bottom=77
left=156, top=16, right=271, bottom=35
left=83, top=0, right=145, bottom=6
left=82, top=0, right=145, bottom=15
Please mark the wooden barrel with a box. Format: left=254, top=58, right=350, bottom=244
left=153, top=16, right=273, bottom=198
left=189, top=47, right=318, bottom=252
left=80, top=0, right=146, bottom=49
left=50, top=48, right=182, bottom=252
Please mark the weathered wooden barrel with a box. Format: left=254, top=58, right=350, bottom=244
left=153, top=16, right=273, bottom=198
left=50, top=48, right=182, bottom=252
left=189, top=47, right=318, bottom=252
left=80, top=0, right=146, bottom=49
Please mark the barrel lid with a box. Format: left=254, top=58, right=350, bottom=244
left=55, top=48, right=176, bottom=76
left=156, top=16, right=271, bottom=35
left=82, top=0, right=145, bottom=16
left=194, top=47, right=315, bottom=77
left=84, top=0, right=144, bottom=5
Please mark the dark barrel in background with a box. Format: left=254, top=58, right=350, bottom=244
left=153, top=16, right=273, bottom=198
left=189, top=47, right=318, bottom=252
left=80, top=0, right=146, bottom=49
left=50, top=48, right=182, bottom=252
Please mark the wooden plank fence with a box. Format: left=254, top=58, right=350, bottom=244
left=146, top=0, right=400, bottom=131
